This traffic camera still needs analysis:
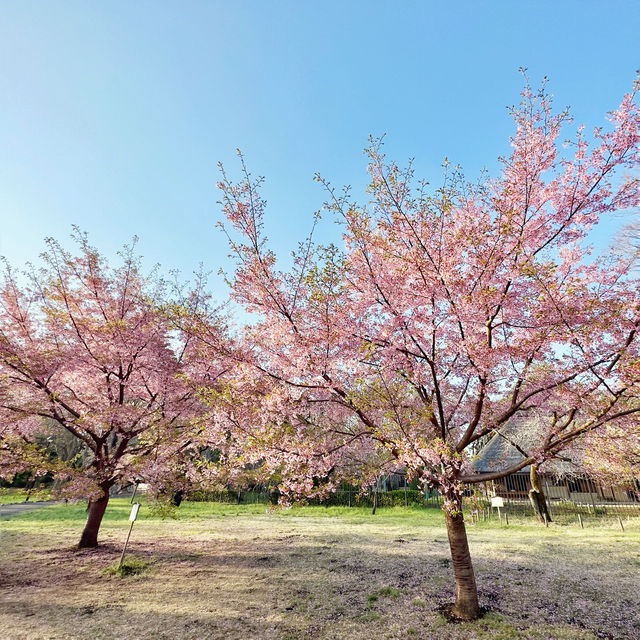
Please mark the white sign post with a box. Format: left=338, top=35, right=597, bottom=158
left=129, top=502, right=140, bottom=521
left=118, top=502, right=141, bottom=570
left=491, top=496, right=504, bottom=522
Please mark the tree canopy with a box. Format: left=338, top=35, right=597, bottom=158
left=208, top=77, right=640, bottom=619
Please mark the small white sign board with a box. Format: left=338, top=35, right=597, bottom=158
left=129, top=502, right=140, bottom=522
left=491, top=497, right=504, bottom=508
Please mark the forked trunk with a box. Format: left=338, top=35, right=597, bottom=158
left=78, top=485, right=110, bottom=548
left=528, top=465, right=552, bottom=523
left=444, top=505, right=480, bottom=620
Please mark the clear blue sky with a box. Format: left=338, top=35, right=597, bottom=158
left=1, top=1, right=639, bottom=300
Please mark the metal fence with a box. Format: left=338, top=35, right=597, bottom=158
left=471, top=494, right=640, bottom=520
left=187, top=484, right=640, bottom=521
left=187, top=486, right=440, bottom=507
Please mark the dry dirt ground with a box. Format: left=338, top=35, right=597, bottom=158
left=1, top=502, right=639, bottom=640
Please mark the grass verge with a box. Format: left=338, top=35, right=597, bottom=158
left=1, top=499, right=638, bottom=640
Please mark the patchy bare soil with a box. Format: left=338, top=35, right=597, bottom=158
left=1, top=503, right=639, bottom=639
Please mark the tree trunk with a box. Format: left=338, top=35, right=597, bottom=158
left=78, top=485, right=111, bottom=548
left=528, top=465, right=552, bottom=523
left=371, top=479, right=378, bottom=515
left=444, top=504, right=480, bottom=620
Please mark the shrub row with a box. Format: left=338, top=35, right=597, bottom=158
left=186, top=487, right=442, bottom=508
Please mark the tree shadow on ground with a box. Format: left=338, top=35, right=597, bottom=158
left=2, top=525, right=638, bottom=639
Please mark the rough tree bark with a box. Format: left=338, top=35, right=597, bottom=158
left=528, top=465, right=552, bottom=523
left=371, top=478, right=378, bottom=515
left=444, top=497, right=480, bottom=620
left=78, top=482, right=112, bottom=548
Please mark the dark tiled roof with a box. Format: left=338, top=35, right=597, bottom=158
left=471, top=430, right=581, bottom=476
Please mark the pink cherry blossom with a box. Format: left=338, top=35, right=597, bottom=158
left=208, top=76, right=640, bottom=620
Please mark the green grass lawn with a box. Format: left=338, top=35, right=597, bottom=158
left=1, top=499, right=639, bottom=639
left=0, top=487, right=53, bottom=504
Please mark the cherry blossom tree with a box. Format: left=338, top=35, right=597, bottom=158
left=581, top=416, right=640, bottom=491
left=0, top=232, right=222, bottom=547
left=213, top=76, right=640, bottom=620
